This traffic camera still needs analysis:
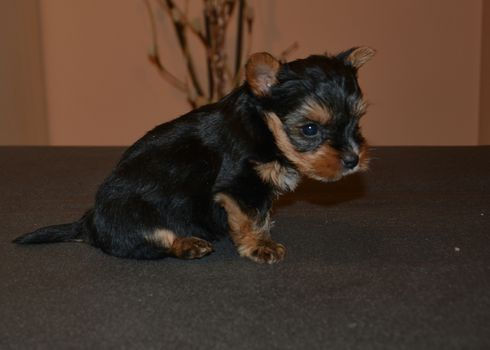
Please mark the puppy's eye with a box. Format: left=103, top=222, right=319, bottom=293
left=301, top=123, right=319, bottom=137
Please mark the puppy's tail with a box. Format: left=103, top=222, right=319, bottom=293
left=13, top=210, right=92, bottom=245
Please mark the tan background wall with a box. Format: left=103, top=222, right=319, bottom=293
left=1, top=1, right=488, bottom=146
left=480, top=0, right=490, bottom=144
left=250, top=0, right=483, bottom=146
left=0, top=0, right=48, bottom=145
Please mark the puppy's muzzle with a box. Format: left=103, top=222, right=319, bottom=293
left=341, top=152, right=359, bottom=170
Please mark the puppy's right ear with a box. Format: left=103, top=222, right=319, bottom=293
left=245, top=52, right=281, bottom=96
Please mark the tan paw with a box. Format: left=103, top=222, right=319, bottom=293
left=171, top=237, right=214, bottom=259
left=241, top=240, right=286, bottom=264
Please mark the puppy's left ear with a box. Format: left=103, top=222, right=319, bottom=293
left=337, top=46, right=376, bottom=69
left=245, top=52, right=281, bottom=96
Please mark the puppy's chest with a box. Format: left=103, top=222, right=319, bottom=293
left=253, top=160, right=301, bottom=194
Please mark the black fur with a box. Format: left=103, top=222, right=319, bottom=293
left=14, top=49, right=374, bottom=262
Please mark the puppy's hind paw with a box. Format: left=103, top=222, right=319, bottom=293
left=171, top=237, right=214, bottom=260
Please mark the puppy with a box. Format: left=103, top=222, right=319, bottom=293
left=14, top=47, right=375, bottom=264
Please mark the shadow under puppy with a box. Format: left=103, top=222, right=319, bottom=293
left=14, top=47, right=375, bottom=264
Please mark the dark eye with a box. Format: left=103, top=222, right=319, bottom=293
left=301, top=123, right=319, bottom=136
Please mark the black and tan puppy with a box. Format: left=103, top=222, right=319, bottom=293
left=14, top=47, right=375, bottom=263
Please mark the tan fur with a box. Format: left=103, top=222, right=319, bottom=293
left=300, top=98, right=331, bottom=124
left=214, top=193, right=285, bottom=264
left=345, top=47, right=376, bottom=69
left=169, top=237, right=213, bottom=259
left=254, top=160, right=300, bottom=193
left=306, top=145, right=343, bottom=181
left=358, top=143, right=370, bottom=171
left=265, top=112, right=342, bottom=182
left=265, top=112, right=311, bottom=172
left=245, top=52, right=281, bottom=96
left=147, top=229, right=176, bottom=248
left=214, top=193, right=264, bottom=240
left=147, top=229, right=212, bottom=259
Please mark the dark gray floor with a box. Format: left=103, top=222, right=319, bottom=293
left=1, top=146, right=489, bottom=349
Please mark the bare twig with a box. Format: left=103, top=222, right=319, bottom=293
left=244, top=4, right=254, bottom=62
left=278, top=41, right=300, bottom=62
left=203, top=8, right=214, bottom=101
left=145, top=0, right=289, bottom=107
left=157, top=0, right=206, bottom=43
left=234, top=0, right=245, bottom=75
left=159, top=0, right=205, bottom=97
left=144, top=0, right=187, bottom=92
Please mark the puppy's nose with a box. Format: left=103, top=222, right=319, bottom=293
left=342, top=153, right=359, bottom=169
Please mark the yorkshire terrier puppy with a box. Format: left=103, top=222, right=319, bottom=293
left=14, top=47, right=375, bottom=264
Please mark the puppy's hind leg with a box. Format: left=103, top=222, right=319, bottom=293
left=149, top=229, right=214, bottom=260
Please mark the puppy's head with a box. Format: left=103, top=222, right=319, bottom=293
left=245, top=47, right=375, bottom=182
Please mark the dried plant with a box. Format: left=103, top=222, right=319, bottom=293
left=144, top=0, right=298, bottom=108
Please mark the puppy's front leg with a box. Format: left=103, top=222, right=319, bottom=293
left=214, top=193, right=285, bottom=264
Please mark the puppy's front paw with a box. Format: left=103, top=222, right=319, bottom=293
left=241, top=240, right=286, bottom=264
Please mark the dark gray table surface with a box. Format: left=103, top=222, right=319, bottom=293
left=0, top=146, right=489, bottom=349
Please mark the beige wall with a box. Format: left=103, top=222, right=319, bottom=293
left=40, top=0, right=186, bottom=145
left=0, top=1, right=48, bottom=145
left=479, top=0, right=490, bottom=144
left=1, top=0, right=488, bottom=146
left=253, top=0, right=483, bottom=146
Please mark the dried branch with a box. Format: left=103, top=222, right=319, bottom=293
left=203, top=10, right=214, bottom=101
left=144, top=0, right=187, bottom=93
left=157, top=0, right=207, bottom=43
left=234, top=0, right=245, bottom=75
left=159, top=0, right=205, bottom=98
left=278, top=41, right=300, bottom=62
left=145, top=0, right=298, bottom=108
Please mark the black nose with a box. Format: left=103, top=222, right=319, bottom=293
left=342, top=153, right=359, bottom=169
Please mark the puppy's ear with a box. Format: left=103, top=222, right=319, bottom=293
left=337, top=46, right=376, bottom=69
left=245, top=52, right=281, bottom=96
